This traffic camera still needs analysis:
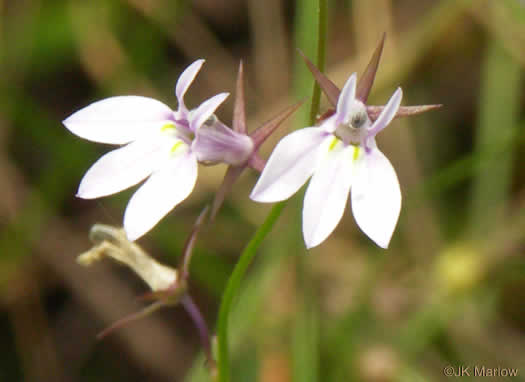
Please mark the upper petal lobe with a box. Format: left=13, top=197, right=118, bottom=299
left=335, top=73, right=357, bottom=126
left=367, top=87, right=402, bottom=138
left=189, top=92, right=229, bottom=132
left=175, top=59, right=205, bottom=113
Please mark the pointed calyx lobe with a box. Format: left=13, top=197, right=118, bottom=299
left=233, top=61, right=247, bottom=135
left=356, top=33, right=385, bottom=103
left=299, top=34, right=441, bottom=122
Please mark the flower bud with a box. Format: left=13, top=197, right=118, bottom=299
left=78, top=224, right=178, bottom=291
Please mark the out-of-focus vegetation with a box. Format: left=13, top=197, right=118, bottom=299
left=1, top=0, right=524, bottom=381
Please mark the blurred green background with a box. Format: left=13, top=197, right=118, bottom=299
left=1, top=0, right=525, bottom=381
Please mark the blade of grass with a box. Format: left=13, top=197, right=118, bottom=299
left=468, top=38, right=522, bottom=236
left=216, top=201, right=286, bottom=382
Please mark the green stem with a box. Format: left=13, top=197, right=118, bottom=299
left=215, top=0, right=327, bottom=380
left=293, top=1, right=326, bottom=382
left=216, top=201, right=286, bottom=382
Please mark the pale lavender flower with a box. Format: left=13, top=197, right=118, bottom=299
left=251, top=73, right=403, bottom=249
left=63, top=59, right=229, bottom=240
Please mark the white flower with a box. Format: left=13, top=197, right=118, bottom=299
left=250, top=73, right=403, bottom=249
left=63, top=59, right=228, bottom=240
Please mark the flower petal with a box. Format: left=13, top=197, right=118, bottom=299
left=351, top=147, right=401, bottom=248
left=189, top=93, right=229, bottom=132
left=303, top=143, right=354, bottom=249
left=124, top=152, right=198, bottom=241
left=250, top=127, right=328, bottom=202
left=63, top=96, right=173, bottom=144
left=367, top=87, right=402, bottom=137
left=77, top=136, right=173, bottom=199
left=175, top=59, right=205, bottom=113
left=335, top=73, right=357, bottom=125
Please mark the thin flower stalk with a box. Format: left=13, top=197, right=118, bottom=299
left=216, top=0, right=328, bottom=379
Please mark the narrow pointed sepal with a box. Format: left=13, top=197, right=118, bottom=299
left=233, top=61, right=247, bottom=134
left=316, top=108, right=336, bottom=124
left=97, top=301, right=165, bottom=340
left=367, top=104, right=443, bottom=121
left=297, top=49, right=340, bottom=106
left=356, top=33, right=386, bottom=103
left=250, top=100, right=305, bottom=150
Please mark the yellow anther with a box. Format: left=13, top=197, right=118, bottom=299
left=328, top=137, right=340, bottom=151
left=171, top=141, right=184, bottom=153
left=353, top=146, right=361, bottom=161
left=161, top=122, right=176, bottom=132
